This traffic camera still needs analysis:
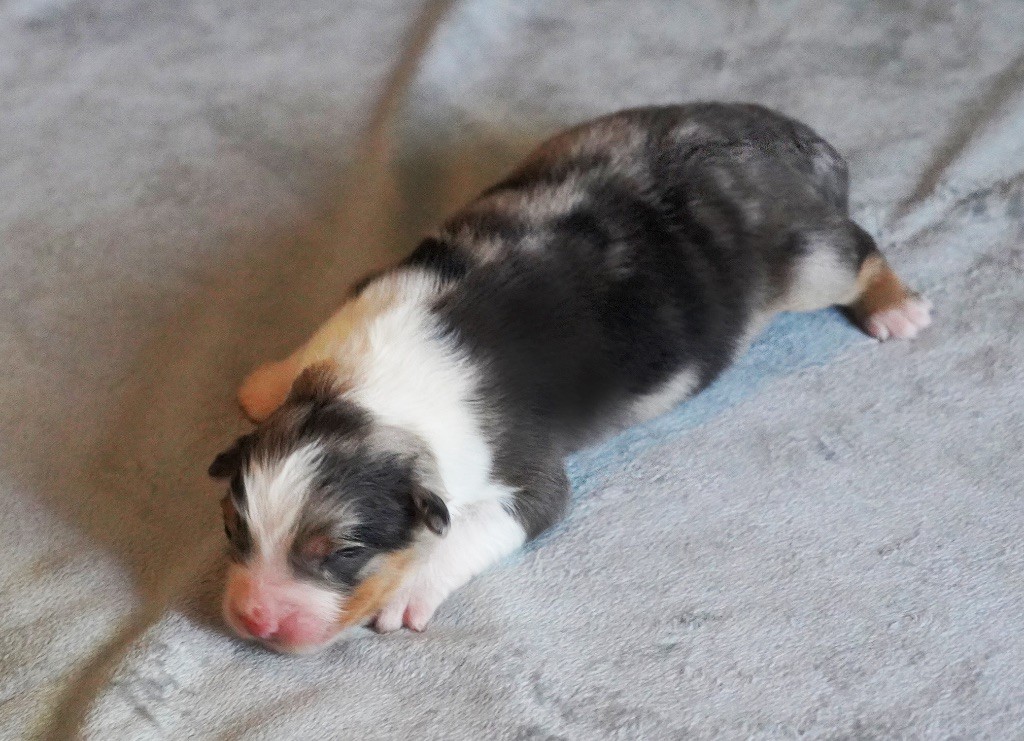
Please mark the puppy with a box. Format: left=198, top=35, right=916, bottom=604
left=209, top=103, right=931, bottom=653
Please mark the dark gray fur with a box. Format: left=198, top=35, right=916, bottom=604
left=211, top=103, right=880, bottom=562
left=421, top=103, right=877, bottom=538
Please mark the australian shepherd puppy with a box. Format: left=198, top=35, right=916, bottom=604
left=208, top=103, right=931, bottom=653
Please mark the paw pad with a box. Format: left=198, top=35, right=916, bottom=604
left=865, top=296, right=932, bottom=341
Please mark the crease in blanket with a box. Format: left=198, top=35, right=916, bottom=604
left=891, top=49, right=1024, bottom=221
left=41, top=536, right=225, bottom=741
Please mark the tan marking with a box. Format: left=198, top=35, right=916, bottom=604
left=238, top=357, right=343, bottom=424
left=296, top=277, right=405, bottom=367
left=850, top=253, right=914, bottom=325
left=237, top=274, right=411, bottom=422
left=298, top=532, right=334, bottom=562
left=238, top=357, right=301, bottom=422
left=335, top=549, right=416, bottom=631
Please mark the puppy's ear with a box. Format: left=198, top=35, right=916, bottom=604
left=370, top=423, right=452, bottom=536
left=411, top=483, right=450, bottom=537
left=208, top=435, right=251, bottom=479
left=287, top=361, right=340, bottom=406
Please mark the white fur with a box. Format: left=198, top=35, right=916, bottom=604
left=631, top=367, right=699, bottom=422
left=332, top=271, right=511, bottom=513
left=375, top=498, right=527, bottom=632
left=243, top=443, right=323, bottom=561
left=783, top=245, right=859, bottom=311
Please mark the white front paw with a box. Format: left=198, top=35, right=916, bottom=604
left=373, top=574, right=452, bottom=634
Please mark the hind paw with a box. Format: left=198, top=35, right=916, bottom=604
left=862, top=295, right=932, bottom=341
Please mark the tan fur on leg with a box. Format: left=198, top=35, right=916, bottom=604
left=235, top=274, right=409, bottom=422
left=237, top=357, right=301, bottom=422
left=850, top=254, right=932, bottom=341
left=337, top=550, right=416, bottom=632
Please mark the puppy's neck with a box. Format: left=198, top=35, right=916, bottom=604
left=306, top=269, right=505, bottom=512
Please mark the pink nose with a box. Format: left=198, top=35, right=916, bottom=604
left=237, top=608, right=278, bottom=640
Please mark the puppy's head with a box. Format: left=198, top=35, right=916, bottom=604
left=209, top=365, right=449, bottom=654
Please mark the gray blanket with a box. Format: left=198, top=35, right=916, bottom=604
left=2, top=0, right=1022, bottom=738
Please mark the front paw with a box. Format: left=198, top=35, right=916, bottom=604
left=373, top=578, right=450, bottom=634
left=237, top=359, right=296, bottom=422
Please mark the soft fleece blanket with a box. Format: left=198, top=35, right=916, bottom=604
left=1, top=0, right=1022, bottom=738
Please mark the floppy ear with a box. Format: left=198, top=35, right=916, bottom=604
left=208, top=435, right=251, bottom=479
left=208, top=446, right=241, bottom=479
left=411, top=483, right=450, bottom=536
left=369, top=423, right=452, bottom=536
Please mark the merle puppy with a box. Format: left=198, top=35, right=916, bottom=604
left=209, top=103, right=931, bottom=653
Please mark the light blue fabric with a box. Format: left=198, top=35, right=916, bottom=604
left=567, top=309, right=867, bottom=502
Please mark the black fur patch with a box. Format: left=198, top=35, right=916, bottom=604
left=430, top=103, right=860, bottom=539
left=221, top=492, right=253, bottom=561
left=291, top=447, right=420, bottom=588
left=402, top=237, right=471, bottom=283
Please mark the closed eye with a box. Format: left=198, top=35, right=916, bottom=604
left=219, top=495, right=251, bottom=560
left=293, top=534, right=368, bottom=581
left=319, top=545, right=370, bottom=578
left=327, top=546, right=362, bottom=563
left=220, top=495, right=239, bottom=539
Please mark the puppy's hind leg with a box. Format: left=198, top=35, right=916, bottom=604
left=846, top=228, right=932, bottom=340
left=781, top=221, right=931, bottom=341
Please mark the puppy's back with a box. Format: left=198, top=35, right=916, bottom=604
left=427, top=104, right=849, bottom=448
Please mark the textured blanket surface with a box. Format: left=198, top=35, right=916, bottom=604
left=1, top=1, right=1022, bottom=738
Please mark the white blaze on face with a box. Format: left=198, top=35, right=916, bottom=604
left=243, top=444, right=321, bottom=560
left=222, top=443, right=346, bottom=653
